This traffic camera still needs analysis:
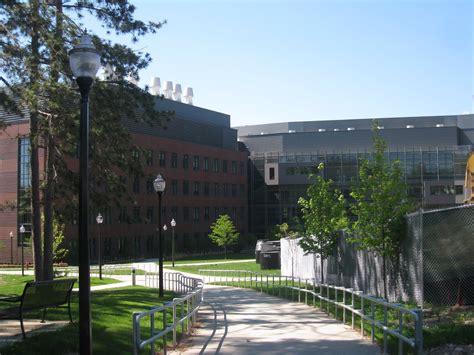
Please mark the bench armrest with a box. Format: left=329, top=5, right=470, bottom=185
left=0, top=296, right=22, bottom=303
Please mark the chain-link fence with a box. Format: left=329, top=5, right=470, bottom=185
left=281, top=204, right=474, bottom=306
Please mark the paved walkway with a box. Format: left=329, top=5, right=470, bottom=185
left=172, top=284, right=380, bottom=355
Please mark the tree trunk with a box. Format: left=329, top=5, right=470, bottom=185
left=382, top=254, right=388, bottom=300
left=224, top=245, right=227, bottom=260
left=29, top=0, right=43, bottom=281
left=320, top=257, right=324, bottom=284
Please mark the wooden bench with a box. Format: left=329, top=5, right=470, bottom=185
left=0, top=278, right=76, bottom=338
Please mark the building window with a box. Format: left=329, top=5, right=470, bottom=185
left=214, top=207, right=219, bottom=219
left=146, top=235, right=153, bottom=252
left=231, top=184, right=237, bottom=197
left=104, top=238, right=112, bottom=256
left=214, top=182, right=219, bottom=196
left=194, top=207, right=200, bottom=221
left=204, top=207, right=210, bottom=221
left=147, top=206, right=154, bottom=224
left=172, top=179, right=178, bottom=195
left=223, top=160, right=228, bottom=173
left=183, top=154, right=189, bottom=169
left=162, top=206, right=166, bottom=221
left=231, top=161, right=237, bottom=174
left=240, top=207, right=245, bottom=221
left=183, top=180, right=189, bottom=195
left=146, top=178, right=154, bottom=195
left=132, top=207, right=141, bottom=223
left=133, top=176, right=140, bottom=194
left=204, top=157, right=209, bottom=171
left=171, top=206, right=178, bottom=219
left=18, top=138, right=31, bottom=246
left=240, top=184, right=245, bottom=197
left=132, top=148, right=140, bottom=161
left=204, top=182, right=210, bottom=196
left=118, top=207, right=127, bottom=223
left=134, top=236, right=141, bottom=255
left=171, top=153, right=178, bottom=168
left=223, top=183, right=229, bottom=196
left=193, top=181, right=200, bottom=195
left=213, top=158, right=219, bottom=172
left=159, top=151, right=166, bottom=167
left=231, top=207, right=237, bottom=220
left=269, top=167, right=275, bottom=180
left=193, top=155, right=200, bottom=170
left=146, top=149, right=153, bottom=166
left=118, top=237, right=126, bottom=256
left=240, top=162, right=244, bottom=175
left=183, top=207, right=189, bottom=221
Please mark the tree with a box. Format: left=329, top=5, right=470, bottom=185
left=349, top=123, right=413, bottom=300
left=52, top=217, right=69, bottom=264
left=1, top=1, right=172, bottom=280
left=208, top=215, right=240, bottom=259
left=298, top=163, right=348, bottom=284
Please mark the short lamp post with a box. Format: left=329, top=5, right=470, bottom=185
left=170, top=218, right=176, bottom=267
left=9, top=231, right=13, bottom=265
left=19, top=225, right=25, bottom=276
left=69, top=33, right=101, bottom=355
left=163, top=224, right=168, bottom=259
left=96, top=213, right=103, bottom=280
left=153, top=174, right=166, bottom=297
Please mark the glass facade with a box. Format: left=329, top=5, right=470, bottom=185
left=18, top=138, right=31, bottom=246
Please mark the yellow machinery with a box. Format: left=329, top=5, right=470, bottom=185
left=465, top=152, right=474, bottom=203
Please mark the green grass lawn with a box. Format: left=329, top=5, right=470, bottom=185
left=0, top=286, right=177, bottom=355
left=162, top=252, right=255, bottom=266
left=172, top=261, right=280, bottom=275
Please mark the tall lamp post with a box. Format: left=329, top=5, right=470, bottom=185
left=9, top=231, right=13, bottom=265
left=153, top=174, right=166, bottom=297
left=19, top=225, right=25, bottom=276
left=96, top=213, right=103, bottom=280
left=69, top=33, right=101, bottom=355
left=170, top=218, right=176, bottom=267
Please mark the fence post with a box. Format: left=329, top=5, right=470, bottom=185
left=351, top=290, right=355, bottom=329
left=163, top=308, right=167, bottom=355
left=132, top=313, right=139, bottom=355
left=413, top=308, right=423, bottom=355
left=132, top=267, right=136, bottom=286
left=383, top=304, right=388, bottom=354
left=398, top=309, right=403, bottom=355
left=371, top=302, right=375, bottom=343
left=172, top=303, right=177, bottom=348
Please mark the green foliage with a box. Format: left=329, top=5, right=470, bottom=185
left=52, top=218, right=68, bottom=263
left=274, top=223, right=298, bottom=240
left=298, top=163, right=348, bottom=259
left=208, top=215, right=240, bottom=257
left=349, top=123, right=413, bottom=258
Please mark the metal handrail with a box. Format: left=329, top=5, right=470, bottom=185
left=132, top=272, right=203, bottom=355
left=199, top=270, right=423, bottom=355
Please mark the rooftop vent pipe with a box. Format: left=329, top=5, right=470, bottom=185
left=149, top=77, right=161, bottom=96
left=184, top=87, right=194, bottom=105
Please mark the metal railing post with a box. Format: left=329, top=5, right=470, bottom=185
left=371, top=302, right=375, bottom=343
left=398, top=309, right=403, bottom=355
left=413, top=308, right=423, bottom=355
left=383, top=305, right=388, bottom=354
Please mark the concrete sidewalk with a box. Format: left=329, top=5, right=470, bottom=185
left=173, top=285, right=380, bottom=355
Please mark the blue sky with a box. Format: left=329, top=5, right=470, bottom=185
left=87, top=0, right=472, bottom=127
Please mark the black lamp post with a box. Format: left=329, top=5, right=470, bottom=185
left=69, top=33, right=101, bottom=355
left=153, top=174, right=166, bottom=297
left=96, top=213, right=103, bottom=280
left=9, top=231, right=13, bottom=265
left=170, top=218, right=176, bottom=267
left=19, top=225, right=25, bottom=276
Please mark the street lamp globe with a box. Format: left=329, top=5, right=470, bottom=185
left=171, top=218, right=176, bottom=227
left=153, top=174, right=166, bottom=193
left=9, top=231, right=13, bottom=238
left=96, top=213, right=103, bottom=224
left=163, top=224, right=167, bottom=231
left=69, top=34, right=101, bottom=79
left=19, top=225, right=25, bottom=234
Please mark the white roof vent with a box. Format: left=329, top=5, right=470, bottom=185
left=333, top=128, right=339, bottom=132
left=377, top=126, right=384, bottom=129
left=347, top=127, right=355, bottom=131
left=149, top=77, right=161, bottom=96
left=260, top=132, right=265, bottom=135
left=126, top=73, right=138, bottom=86
left=184, top=87, right=194, bottom=105
left=406, top=125, right=415, bottom=129
left=173, top=83, right=182, bottom=102
left=288, top=130, right=296, bottom=133
left=98, top=64, right=115, bottom=81
left=318, top=128, right=326, bottom=132
left=163, top=81, right=173, bottom=99
left=436, top=123, right=445, bottom=128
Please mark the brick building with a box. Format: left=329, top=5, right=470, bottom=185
left=0, top=97, right=248, bottom=264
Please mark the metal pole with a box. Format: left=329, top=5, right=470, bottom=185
left=158, top=191, right=164, bottom=297
left=21, top=231, right=24, bottom=276
left=172, top=225, right=175, bottom=267
left=98, top=223, right=102, bottom=279
left=77, top=76, right=93, bottom=355
left=10, top=234, right=13, bottom=264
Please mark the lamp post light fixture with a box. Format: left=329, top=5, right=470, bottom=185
left=69, top=33, right=101, bottom=355
left=153, top=174, right=166, bottom=297
left=19, top=225, right=25, bottom=276
left=170, top=218, right=176, bottom=267
left=96, top=213, right=103, bottom=280
left=9, top=231, right=13, bottom=265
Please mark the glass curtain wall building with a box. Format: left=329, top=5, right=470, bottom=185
left=237, top=115, right=474, bottom=236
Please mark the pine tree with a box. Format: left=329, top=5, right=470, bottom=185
left=209, top=215, right=240, bottom=259
left=1, top=1, right=172, bottom=280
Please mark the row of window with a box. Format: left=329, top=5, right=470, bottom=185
left=135, top=149, right=245, bottom=175
left=133, top=177, right=246, bottom=198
